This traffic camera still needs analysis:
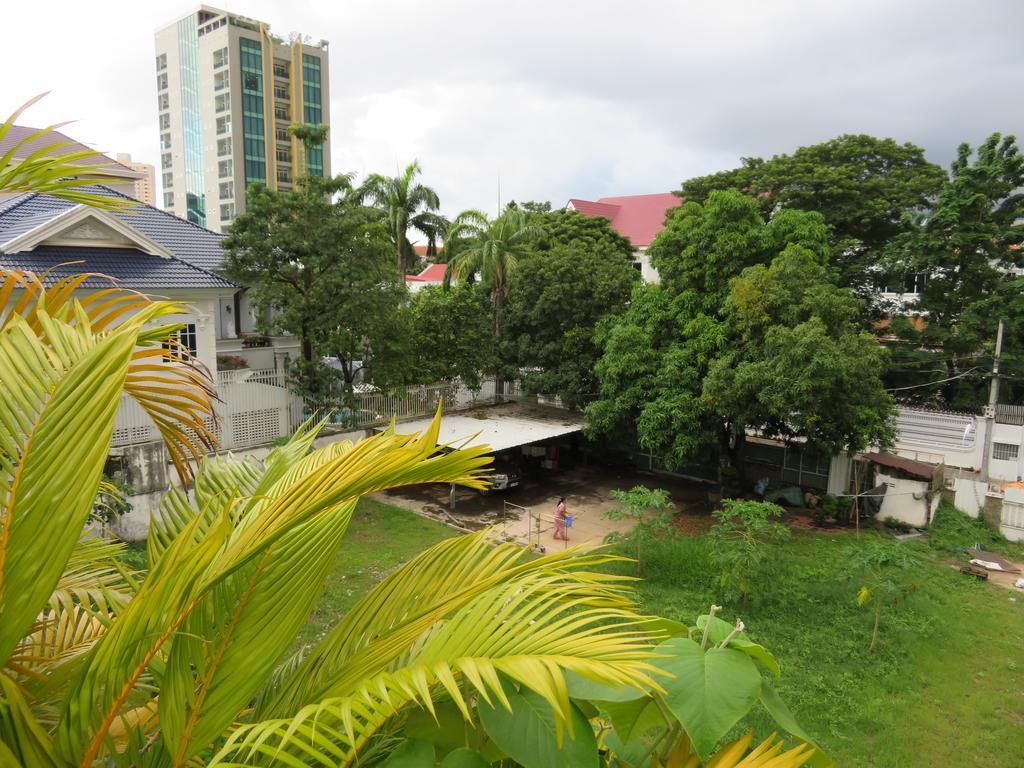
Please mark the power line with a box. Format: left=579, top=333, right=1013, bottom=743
left=885, top=367, right=985, bottom=392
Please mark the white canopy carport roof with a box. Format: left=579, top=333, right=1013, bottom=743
left=391, top=406, right=585, bottom=454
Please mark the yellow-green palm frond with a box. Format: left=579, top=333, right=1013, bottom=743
left=262, top=530, right=636, bottom=716
left=210, top=569, right=662, bottom=767
left=0, top=95, right=136, bottom=210
left=706, top=731, right=819, bottom=768
left=54, top=411, right=492, bottom=768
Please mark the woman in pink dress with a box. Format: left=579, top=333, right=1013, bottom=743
left=553, top=497, right=568, bottom=541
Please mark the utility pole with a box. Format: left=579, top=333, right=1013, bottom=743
left=979, top=319, right=1005, bottom=483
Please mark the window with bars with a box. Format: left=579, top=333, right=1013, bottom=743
left=164, top=323, right=197, bottom=360
left=993, top=442, right=1019, bottom=461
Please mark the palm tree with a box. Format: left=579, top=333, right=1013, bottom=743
left=0, top=95, right=135, bottom=210
left=445, top=208, right=542, bottom=395
left=359, top=160, right=448, bottom=275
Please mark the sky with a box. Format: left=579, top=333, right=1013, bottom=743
left=2, top=0, right=1022, bottom=218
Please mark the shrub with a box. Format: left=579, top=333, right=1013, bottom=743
left=707, top=499, right=791, bottom=602
left=216, top=353, right=250, bottom=370
left=928, top=501, right=1018, bottom=555
left=604, top=485, right=675, bottom=574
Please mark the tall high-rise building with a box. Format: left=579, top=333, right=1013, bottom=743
left=154, top=6, right=330, bottom=231
left=115, top=153, right=156, bottom=205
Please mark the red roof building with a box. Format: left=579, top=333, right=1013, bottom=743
left=566, top=193, right=681, bottom=248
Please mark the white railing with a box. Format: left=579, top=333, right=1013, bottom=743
left=111, top=371, right=528, bottom=451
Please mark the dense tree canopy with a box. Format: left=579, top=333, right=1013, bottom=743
left=522, top=207, right=635, bottom=260
left=502, top=242, right=637, bottom=408
left=884, top=133, right=1024, bottom=408
left=587, top=190, right=895, bottom=479
left=221, top=175, right=403, bottom=401
left=680, top=135, right=946, bottom=293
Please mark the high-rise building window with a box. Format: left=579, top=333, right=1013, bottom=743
left=216, top=116, right=231, bottom=135
left=273, top=61, right=288, bottom=79
left=218, top=159, right=233, bottom=178
left=220, top=203, right=235, bottom=221
left=239, top=37, right=266, bottom=185
left=276, top=148, right=291, bottom=163
left=160, top=133, right=171, bottom=150
left=274, top=106, right=289, bottom=121
left=274, top=85, right=289, bottom=101
left=276, top=168, right=290, bottom=183
left=155, top=53, right=167, bottom=71
left=158, top=93, right=169, bottom=111
left=275, top=127, right=289, bottom=142
left=213, top=46, right=228, bottom=68
left=215, top=93, right=230, bottom=113
left=161, top=153, right=172, bottom=170
left=219, top=181, right=234, bottom=200
left=214, top=70, right=229, bottom=91
left=302, top=54, right=324, bottom=177
left=163, top=171, right=173, bottom=188
left=157, top=73, right=168, bottom=91
left=159, top=113, right=170, bottom=130
left=217, top=138, right=231, bottom=157
left=163, top=191, right=174, bottom=209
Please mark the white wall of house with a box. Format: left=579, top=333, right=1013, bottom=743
left=877, top=471, right=938, bottom=527
left=634, top=248, right=660, bottom=284
left=1000, top=487, right=1024, bottom=542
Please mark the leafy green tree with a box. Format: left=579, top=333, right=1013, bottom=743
left=401, top=284, right=495, bottom=389
left=603, top=486, right=674, bottom=574
left=502, top=241, right=637, bottom=407
left=588, top=190, right=895, bottom=482
left=707, top=500, right=791, bottom=603
left=680, top=135, right=946, bottom=292
left=359, top=160, right=448, bottom=274
left=884, top=133, right=1024, bottom=408
left=523, top=207, right=635, bottom=259
left=221, top=174, right=403, bottom=401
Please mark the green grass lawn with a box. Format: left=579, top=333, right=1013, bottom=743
left=304, top=499, right=1023, bottom=767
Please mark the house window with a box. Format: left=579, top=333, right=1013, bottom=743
left=216, top=115, right=231, bottom=135
left=163, top=191, right=174, bottom=209
left=219, top=181, right=234, bottom=200
left=164, top=323, right=198, bottom=360
left=213, top=46, right=228, bottom=68
left=217, top=138, right=231, bottom=157
left=220, top=203, right=235, bottom=221
left=993, top=442, right=1019, bottom=461
left=157, top=73, right=168, bottom=91
left=218, top=159, right=233, bottom=178
left=215, top=93, right=230, bottom=113
left=155, top=53, right=167, bottom=71
left=903, top=273, right=927, bottom=295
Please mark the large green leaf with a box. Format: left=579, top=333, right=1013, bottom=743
left=404, top=700, right=468, bottom=755
left=381, top=738, right=435, bottom=767
left=696, top=614, right=780, bottom=676
left=564, top=670, right=647, bottom=703
left=439, top=748, right=490, bottom=768
left=602, top=697, right=664, bottom=745
left=478, top=679, right=598, bottom=768
left=653, top=637, right=762, bottom=761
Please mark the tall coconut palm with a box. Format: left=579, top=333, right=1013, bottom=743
left=445, top=208, right=542, bottom=395
left=359, top=160, right=448, bottom=275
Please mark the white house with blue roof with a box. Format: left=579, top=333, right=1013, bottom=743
left=0, top=184, right=301, bottom=374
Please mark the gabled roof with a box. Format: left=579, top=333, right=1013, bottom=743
left=0, top=186, right=236, bottom=291
left=0, top=125, right=142, bottom=179
left=567, top=192, right=682, bottom=247
left=405, top=263, right=447, bottom=283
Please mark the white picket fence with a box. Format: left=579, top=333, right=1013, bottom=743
left=111, top=369, right=523, bottom=451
